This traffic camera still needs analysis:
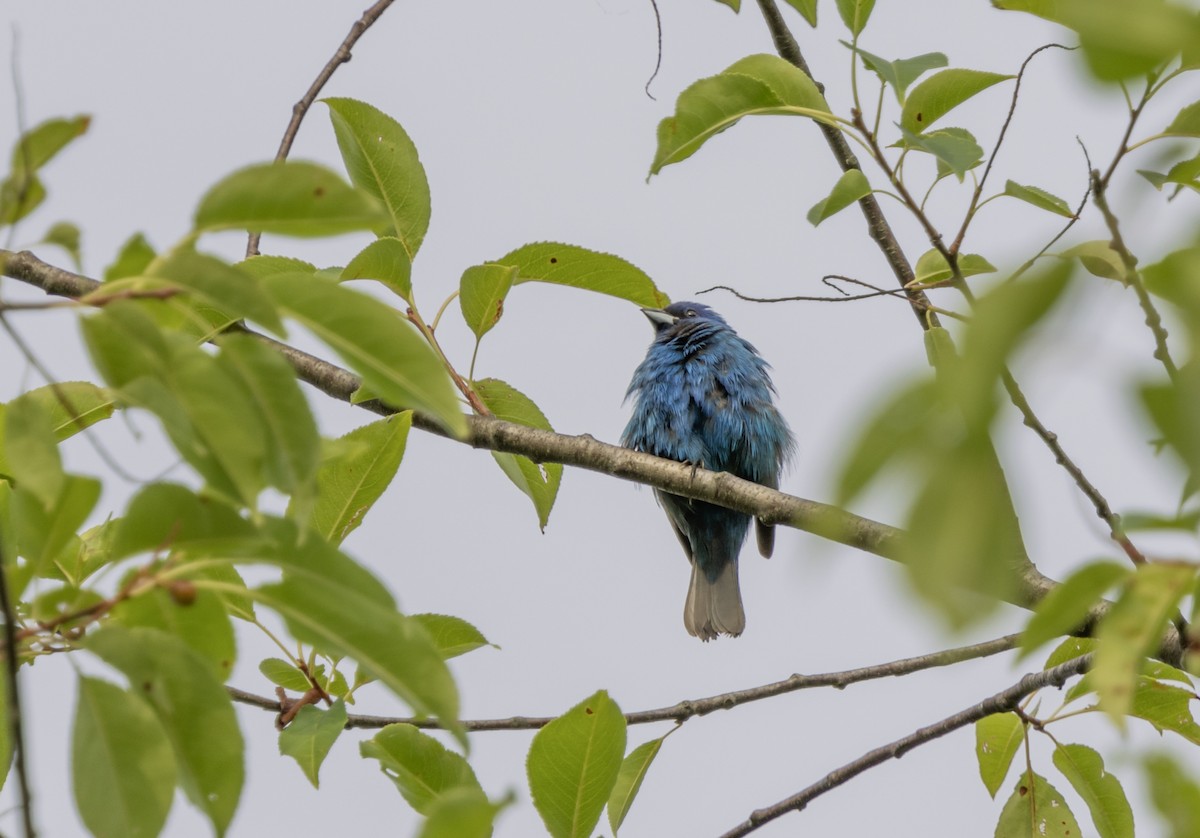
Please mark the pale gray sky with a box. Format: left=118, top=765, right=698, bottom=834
left=2, top=1, right=1197, bottom=836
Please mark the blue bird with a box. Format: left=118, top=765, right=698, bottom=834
left=623, top=302, right=794, bottom=640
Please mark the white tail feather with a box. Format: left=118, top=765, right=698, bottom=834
left=683, top=561, right=745, bottom=641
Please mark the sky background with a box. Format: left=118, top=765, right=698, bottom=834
left=2, top=1, right=1198, bottom=836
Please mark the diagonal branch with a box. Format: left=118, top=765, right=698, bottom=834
left=717, top=653, right=1092, bottom=837
left=228, top=632, right=1023, bottom=731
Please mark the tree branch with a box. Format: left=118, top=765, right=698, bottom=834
left=717, top=653, right=1092, bottom=837
left=228, top=632, right=1023, bottom=730
left=0, top=530, right=35, bottom=838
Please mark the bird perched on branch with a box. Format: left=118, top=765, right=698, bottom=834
left=623, top=301, right=794, bottom=640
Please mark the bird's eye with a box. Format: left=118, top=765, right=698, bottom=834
left=685, top=309, right=697, bottom=317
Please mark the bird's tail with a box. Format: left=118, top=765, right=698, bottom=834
left=684, top=561, right=745, bottom=641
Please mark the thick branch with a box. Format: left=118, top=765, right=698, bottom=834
left=228, top=632, right=1022, bottom=730
left=718, top=654, right=1092, bottom=837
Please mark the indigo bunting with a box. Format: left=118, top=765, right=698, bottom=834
left=623, top=302, right=794, bottom=640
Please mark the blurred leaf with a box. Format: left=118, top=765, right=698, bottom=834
left=9, top=381, right=114, bottom=444
left=113, top=587, right=237, bottom=681
left=12, top=476, right=100, bottom=574
left=1052, top=743, right=1134, bottom=838
left=279, top=701, right=347, bottom=789
left=112, top=483, right=258, bottom=562
left=411, top=613, right=494, bottom=660
left=1004, top=181, right=1074, bottom=217
left=235, top=254, right=317, bottom=279
left=994, top=770, right=1082, bottom=837
left=259, top=273, right=465, bottom=437
left=1139, top=153, right=1200, bottom=193
left=912, top=249, right=996, bottom=286
left=417, top=788, right=506, bottom=838
left=975, top=713, right=1024, bottom=799
left=1044, top=636, right=1096, bottom=670
left=474, top=378, right=563, bottom=530
left=842, top=43, right=948, bottom=103
left=1164, top=100, right=1200, bottom=138
left=3, top=396, right=64, bottom=507
left=495, top=242, right=668, bottom=308
left=104, top=233, right=156, bottom=281
left=835, top=0, right=875, bottom=35
left=149, top=248, right=286, bottom=336
left=194, top=160, right=387, bottom=237
left=1144, top=753, right=1200, bottom=838
left=1130, top=677, right=1200, bottom=743
left=460, top=263, right=518, bottom=339
left=325, top=97, right=431, bottom=254
left=296, top=413, right=411, bottom=545
left=782, top=0, right=817, bottom=26
left=900, top=126, right=983, bottom=180
left=901, top=69, right=1012, bottom=134
left=259, top=658, right=312, bottom=692
left=528, top=690, right=626, bottom=838
left=1121, top=509, right=1200, bottom=531
left=72, top=676, right=176, bottom=838
left=1094, top=562, right=1194, bottom=721
left=1019, top=561, right=1130, bottom=659
left=650, top=54, right=831, bottom=176
left=711, top=0, right=739, bottom=9
left=39, top=220, right=82, bottom=269
left=1059, top=240, right=1127, bottom=283
left=88, top=626, right=243, bottom=835
left=360, top=723, right=483, bottom=814
left=835, top=378, right=936, bottom=505
left=10, top=114, right=90, bottom=171
left=807, top=169, right=872, bottom=226
left=0, top=174, right=44, bottom=225
left=342, top=236, right=413, bottom=301
left=607, top=734, right=668, bottom=835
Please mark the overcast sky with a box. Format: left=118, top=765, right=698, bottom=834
left=2, top=1, right=1198, bottom=836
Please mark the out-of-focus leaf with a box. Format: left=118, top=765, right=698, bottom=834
left=901, top=69, right=1012, bottom=134
left=111, top=483, right=257, bottom=561
left=411, top=613, right=494, bottom=660
left=11, top=476, right=100, bottom=573
left=460, top=263, right=517, bottom=339
left=342, top=236, right=413, bottom=301
left=235, top=254, right=317, bottom=279
left=1144, top=753, right=1200, bottom=838
left=1004, top=181, right=1075, bottom=217
left=835, top=0, right=875, bottom=35
left=72, top=676, right=176, bottom=838
left=194, top=160, right=387, bottom=237
left=650, top=54, right=832, bottom=176
left=474, top=378, right=562, bottom=530
left=418, top=789, right=508, bottom=838
left=259, top=658, right=312, bottom=692
left=607, top=734, right=668, bottom=835
left=104, top=233, right=156, bottom=281
left=360, top=723, right=483, bottom=814
left=807, top=169, right=872, bottom=226
left=10, top=115, right=90, bottom=171
left=1019, top=561, right=1130, bottom=659
left=994, top=770, right=1082, bottom=837
left=296, top=413, right=411, bottom=545
left=3, top=396, right=64, bottom=507
left=527, top=690, right=626, bottom=838
left=1052, top=743, right=1134, bottom=838
left=782, top=0, right=817, bottom=27
left=1163, top=100, right=1200, bottom=138
left=7, top=381, right=114, bottom=445
left=1139, top=153, right=1200, bottom=193
left=39, top=220, right=82, bottom=268
left=1130, top=677, right=1200, bottom=744
left=113, top=587, right=237, bottom=681
left=1059, top=240, right=1127, bottom=283
left=325, top=98, right=431, bottom=254
left=835, top=378, right=936, bottom=505
left=149, top=248, right=285, bottom=336
left=975, top=713, right=1024, bottom=799
left=279, top=701, right=347, bottom=788
left=495, top=242, right=668, bottom=308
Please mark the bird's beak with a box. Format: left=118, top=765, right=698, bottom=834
left=641, top=308, right=677, bottom=328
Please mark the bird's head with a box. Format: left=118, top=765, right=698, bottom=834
left=640, top=301, right=730, bottom=338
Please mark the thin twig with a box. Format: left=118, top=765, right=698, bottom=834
left=698, top=278, right=968, bottom=320
left=1099, top=79, right=1153, bottom=190
left=717, top=654, right=1092, bottom=837
left=0, top=531, right=35, bottom=838
left=645, top=0, right=663, bottom=100
left=245, top=0, right=397, bottom=257
left=229, top=632, right=1022, bottom=731
left=1007, top=141, right=1093, bottom=284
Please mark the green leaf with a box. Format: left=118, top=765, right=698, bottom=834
left=1004, top=181, right=1075, bottom=217
left=194, top=160, right=387, bottom=237
left=298, top=413, right=412, bottom=545
left=527, top=690, right=627, bottom=838
left=807, top=169, right=871, bottom=226
left=1019, top=561, right=1130, bottom=659
left=419, top=789, right=509, bottom=838
left=1044, top=636, right=1096, bottom=670
left=711, top=0, right=740, bottom=9
left=900, top=69, right=1013, bottom=134
left=607, top=734, right=668, bottom=835
left=782, top=0, right=817, bottom=26
left=995, top=770, right=1083, bottom=838
left=279, top=701, right=348, bottom=788
left=10, top=114, right=90, bottom=171
left=0, top=173, right=45, bottom=225
left=495, top=242, right=668, bottom=308
left=975, top=713, right=1024, bottom=799
left=12, top=475, right=100, bottom=572
left=150, top=248, right=286, bottom=336
left=835, top=0, right=875, bottom=34
left=39, top=220, right=82, bottom=269
left=650, top=54, right=832, bottom=176
left=474, top=378, right=563, bottom=530
left=259, top=658, right=312, bottom=692
left=259, top=273, right=466, bottom=437
left=912, top=249, right=996, bottom=286
left=235, top=254, right=317, bottom=279
left=842, top=44, right=948, bottom=103
left=341, top=236, right=414, bottom=301
left=1052, top=743, right=1134, bottom=838
left=835, top=378, right=936, bottom=505
left=1138, top=153, right=1200, bottom=194
left=411, top=613, right=494, bottom=660
left=6, top=381, right=114, bottom=446
left=1059, top=240, right=1127, bottom=283
left=900, top=126, right=983, bottom=180
left=460, top=263, right=518, bottom=339
left=3, top=395, right=64, bottom=507
left=1144, top=753, right=1200, bottom=838
left=104, top=233, right=156, bottom=281
left=325, top=97, right=431, bottom=255
left=360, top=723, right=483, bottom=814
left=87, top=626, right=244, bottom=836
left=72, top=676, right=177, bottom=838
left=1093, top=562, right=1195, bottom=721
left=112, top=483, right=258, bottom=562
left=1130, top=676, right=1200, bottom=743
left=1164, top=100, right=1200, bottom=138
left=113, top=587, right=238, bottom=681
